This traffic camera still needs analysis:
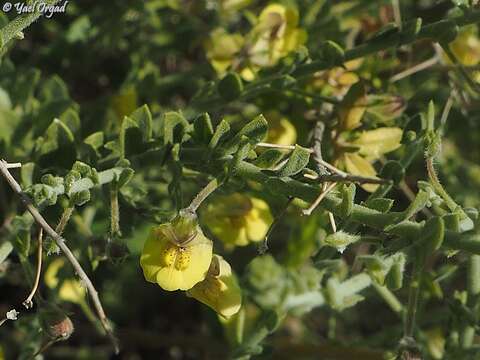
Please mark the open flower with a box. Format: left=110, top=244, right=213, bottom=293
left=205, top=4, right=306, bottom=80
left=448, top=25, right=480, bottom=67
left=247, top=4, right=307, bottom=68
left=202, top=193, right=273, bottom=247
left=140, top=213, right=213, bottom=291
left=187, top=255, right=242, bottom=318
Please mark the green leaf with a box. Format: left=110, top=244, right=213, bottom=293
left=229, top=136, right=251, bottom=176
left=118, top=168, right=135, bottom=188
left=365, top=198, right=394, bottom=213
left=193, top=113, right=214, bottom=144
left=276, top=145, right=310, bottom=177
left=421, top=217, right=445, bottom=253
left=20, top=162, right=36, bottom=187
left=402, top=190, right=430, bottom=220
left=130, top=104, right=153, bottom=140
left=253, top=149, right=285, bottom=169
left=163, top=111, right=189, bottom=145
left=339, top=183, right=356, bottom=217
left=208, top=119, right=230, bottom=150
left=0, top=241, right=13, bottom=265
left=323, top=231, right=360, bottom=253
left=218, top=72, right=243, bottom=101
left=84, top=131, right=104, bottom=157
left=222, top=115, right=268, bottom=154
left=39, top=75, right=69, bottom=102
left=385, top=253, right=406, bottom=290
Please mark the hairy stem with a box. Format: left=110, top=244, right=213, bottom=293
left=55, top=207, right=74, bottom=236
left=110, top=184, right=120, bottom=236
left=185, top=178, right=220, bottom=213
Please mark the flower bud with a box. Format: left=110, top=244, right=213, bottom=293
left=40, top=304, right=74, bottom=341
left=107, top=237, right=130, bottom=264
left=323, top=231, right=360, bottom=254
left=172, top=210, right=199, bottom=243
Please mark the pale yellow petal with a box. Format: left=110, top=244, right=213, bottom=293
left=187, top=255, right=242, bottom=317
left=59, top=280, right=86, bottom=304
left=140, top=225, right=170, bottom=283
left=175, top=234, right=213, bottom=290
left=343, top=153, right=379, bottom=192
left=352, top=127, right=403, bottom=158
left=245, top=198, right=273, bottom=242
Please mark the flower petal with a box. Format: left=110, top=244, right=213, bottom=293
left=246, top=198, right=273, bottom=242
left=352, top=127, right=403, bottom=158
left=140, top=225, right=170, bottom=283
left=343, top=153, right=379, bottom=193
left=187, top=255, right=242, bottom=317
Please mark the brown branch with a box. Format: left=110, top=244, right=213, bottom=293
left=0, top=160, right=119, bottom=354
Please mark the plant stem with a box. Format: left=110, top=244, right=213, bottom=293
left=110, top=184, right=120, bottom=236
left=404, top=258, right=423, bottom=339
left=0, top=160, right=119, bottom=354
left=22, top=228, right=43, bottom=309
left=55, top=207, right=74, bottom=236
left=389, top=56, right=439, bottom=83
left=462, top=254, right=480, bottom=348
left=185, top=178, right=220, bottom=213
left=426, top=157, right=459, bottom=213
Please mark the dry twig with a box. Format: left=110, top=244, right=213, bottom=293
left=0, top=160, right=119, bottom=354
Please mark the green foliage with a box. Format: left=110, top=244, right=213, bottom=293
left=0, top=1, right=480, bottom=360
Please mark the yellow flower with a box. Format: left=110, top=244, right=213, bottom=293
left=202, top=193, right=273, bottom=247
left=44, top=258, right=86, bottom=305
left=448, top=26, right=480, bottom=66
left=140, top=214, right=213, bottom=291
left=205, top=4, right=306, bottom=79
left=205, top=28, right=245, bottom=76
left=265, top=111, right=297, bottom=146
left=187, top=255, right=242, bottom=317
left=247, top=4, right=307, bottom=68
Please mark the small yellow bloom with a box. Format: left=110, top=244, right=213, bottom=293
left=449, top=26, right=480, bottom=66
left=187, top=255, right=242, bottom=317
left=202, top=193, right=273, bottom=247
left=248, top=4, right=307, bottom=68
left=205, top=28, right=245, bottom=76
left=265, top=111, right=297, bottom=146
left=44, top=258, right=86, bottom=305
left=205, top=4, right=306, bottom=79
left=140, top=215, right=213, bottom=291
